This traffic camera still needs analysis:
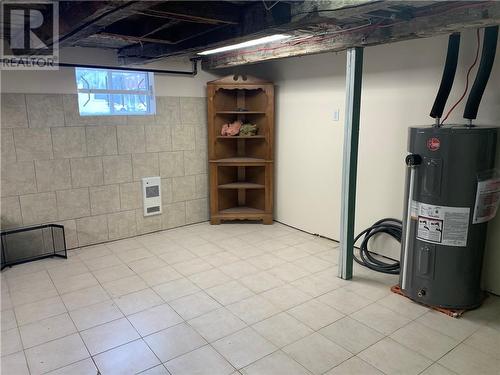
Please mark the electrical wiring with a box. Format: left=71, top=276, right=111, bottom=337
left=213, top=20, right=376, bottom=61
left=291, top=0, right=491, bottom=19
left=441, top=28, right=481, bottom=125
left=288, top=20, right=374, bottom=47
left=353, top=218, right=402, bottom=274
left=210, top=1, right=488, bottom=65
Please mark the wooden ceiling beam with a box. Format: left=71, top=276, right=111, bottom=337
left=141, top=19, right=180, bottom=39
left=144, top=1, right=241, bottom=25
left=287, top=1, right=445, bottom=30
left=21, top=1, right=116, bottom=47
left=291, top=0, right=390, bottom=23
left=117, top=1, right=292, bottom=60
left=137, top=9, right=238, bottom=25
left=119, top=24, right=238, bottom=59
left=97, top=32, right=176, bottom=45
left=202, top=1, right=500, bottom=69
left=116, top=0, right=417, bottom=62
left=58, top=1, right=160, bottom=47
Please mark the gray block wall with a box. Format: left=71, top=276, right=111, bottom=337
left=0, top=93, right=209, bottom=248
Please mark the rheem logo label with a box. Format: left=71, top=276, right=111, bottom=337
left=427, top=137, right=441, bottom=152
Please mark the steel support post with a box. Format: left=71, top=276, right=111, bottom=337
left=339, top=47, right=364, bottom=280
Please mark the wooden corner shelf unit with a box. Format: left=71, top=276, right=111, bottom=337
left=207, top=75, right=274, bottom=225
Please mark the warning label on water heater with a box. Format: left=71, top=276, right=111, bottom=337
left=473, top=177, right=500, bottom=224
left=412, top=201, right=470, bottom=247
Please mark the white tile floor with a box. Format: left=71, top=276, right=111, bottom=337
left=1, top=222, right=499, bottom=375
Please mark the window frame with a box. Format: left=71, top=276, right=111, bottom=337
left=75, top=67, right=156, bottom=116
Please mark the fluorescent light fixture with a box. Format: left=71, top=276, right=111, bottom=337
left=198, top=34, right=291, bottom=55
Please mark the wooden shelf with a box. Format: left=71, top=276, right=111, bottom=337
left=216, top=111, right=266, bottom=114
left=208, top=75, right=274, bottom=225
left=217, top=135, right=266, bottom=139
left=219, top=206, right=265, bottom=215
left=218, top=183, right=265, bottom=189
left=210, top=157, right=269, bottom=164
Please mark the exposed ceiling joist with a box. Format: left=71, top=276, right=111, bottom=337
left=75, top=34, right=132, bottom=49
left=117, top=1, right=292, bottom=60
left=20, top=1, right=116, bottom=47
left=136, top=6, right=239, bottom=25
left=117, top=1, right=479, bottom=64
left=202, top=1, right=500, bottom=69
left=140, top=19, right=180, bottom=39
left=291, top=0, right=390, bottom=23
left=58, top=1, right=160, bottom=47
left=6, top=1, right=497, bottom=67
left=97, top=32, right=176, bottom=45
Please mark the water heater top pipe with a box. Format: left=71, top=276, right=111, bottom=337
left=430, top=33, right=461, bottom=121
left=463, top=26, right=499, bottom=120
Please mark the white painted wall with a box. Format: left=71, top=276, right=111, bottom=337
left=235, top=30, right=500, bottom=293
left=0, top=47, right=217, bottom=96
left=222, top=53, right=347, bottom=239
left=1, top=33, right=498, bottom=292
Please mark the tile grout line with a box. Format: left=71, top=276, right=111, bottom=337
left=38, top=233, right=311, bottom=371
left=3, top=296, right=486, bottom=374
left=3, top=223, right=497, bottom=375
left=45, top=261, right=102, bottom=375
left=67, top=241, right=182, bottom=374
left=44, top=251, right=152, bottom=374
left=5, top=266, right=90, bottom=373
left=6, top=230, right=343, bottom=319
left=415, top=322, right=488, bottom=375
left=7, top=285, right=32, bottom=375
left=343, top=283, right=487, bottom=374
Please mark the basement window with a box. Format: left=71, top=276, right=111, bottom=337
left=75, top=67, right=156, bottom=116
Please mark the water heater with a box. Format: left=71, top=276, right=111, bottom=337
left=399, top=26, right=499, bottom=309
left=400, top=127, right=497, bottom=308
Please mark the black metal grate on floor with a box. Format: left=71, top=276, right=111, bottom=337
left=1, top=224, right=67, bottom=270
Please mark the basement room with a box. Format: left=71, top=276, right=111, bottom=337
left=1, top=1, right=499, bottom=374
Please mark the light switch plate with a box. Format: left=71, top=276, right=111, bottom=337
left=333, top=109, right=340, bottom=121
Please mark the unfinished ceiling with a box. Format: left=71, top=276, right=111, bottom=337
left=5, top=1, right=500, bottom=68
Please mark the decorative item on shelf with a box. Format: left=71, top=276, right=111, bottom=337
left=240, top=123, right=258, bottom=136
left=236, top=108, right=248, bottom=112
left=221, top=120, right=242, bottom=136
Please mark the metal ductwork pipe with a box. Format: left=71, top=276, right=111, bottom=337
left=430, top=33, right=461, bottom=122
left=463, top=26, right=499, bottom=120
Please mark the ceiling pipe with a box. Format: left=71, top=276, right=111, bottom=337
left=430, top=32, right=461, bottom=125
left=56, top=57, right=201, bottom=76
left=463, top=25, right=498, bottom=121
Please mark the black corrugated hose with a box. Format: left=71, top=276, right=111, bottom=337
left=353, top=218, right=402, bottom=274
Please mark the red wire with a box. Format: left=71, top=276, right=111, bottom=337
left=441, top=29, right=481, bottom=125
left=213, top=1, right=490, bottom=63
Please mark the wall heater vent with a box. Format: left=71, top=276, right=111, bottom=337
left=142, top=176, right=162, bottom=217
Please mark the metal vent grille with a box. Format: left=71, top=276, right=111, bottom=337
left=147, top=206, right=160, bottom=214
left=146, top=185, right=159, bottom=198
left=142, top=176, right=162, bottom=217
